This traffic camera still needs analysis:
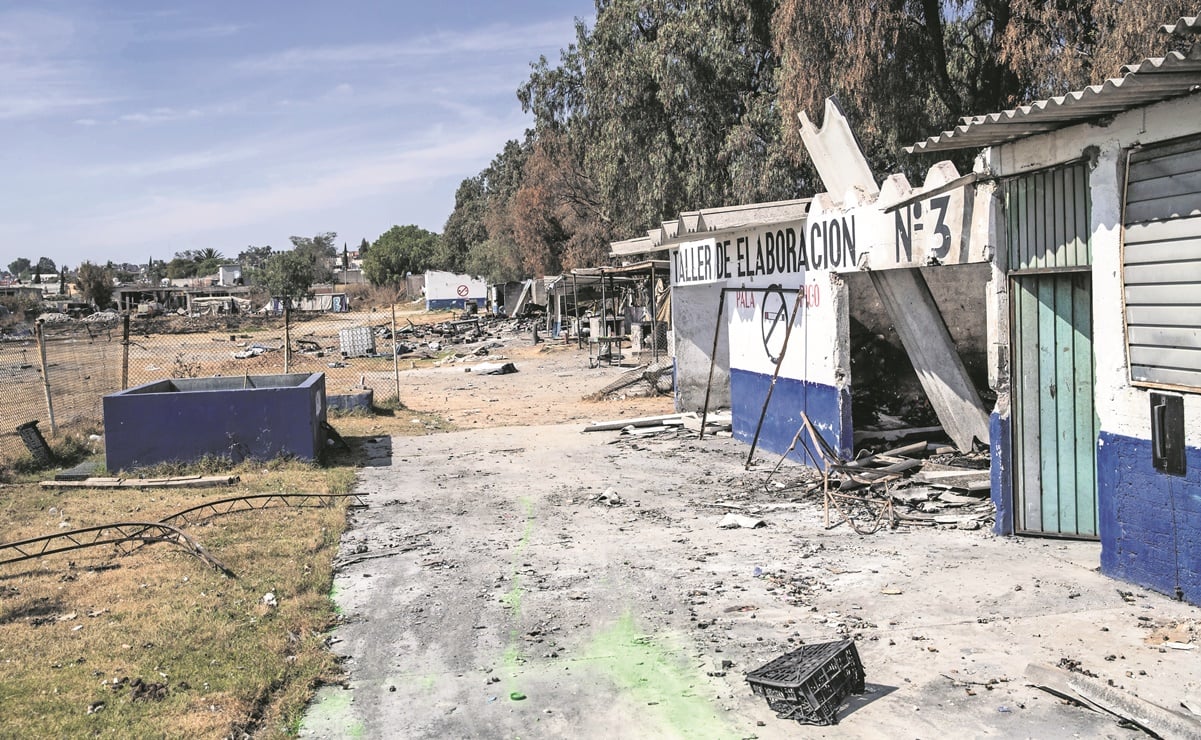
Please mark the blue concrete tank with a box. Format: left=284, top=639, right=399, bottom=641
left=103, top=373, right=327, bottom=472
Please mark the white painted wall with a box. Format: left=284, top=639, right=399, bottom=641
left=991, top=92, right=1201, bottom=446
left=424, top=270, right=486, bottom=303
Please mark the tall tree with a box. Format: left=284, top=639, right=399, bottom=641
left=772, top=0, right=1195, bottom=180
left=8, top=258, right=30, bottom=277
left=439, top=175, right=488, bottom=272
left=517, top=0, right=803, bottom=261
left=76, top=262, right=113, bottom=308
left=288, top=232, right=337, bottom=285
left=362, top=225, right=441, bottom=287
left=263, top=250, right=319, bottom=299
left=35, top=256, right=56, bottom=275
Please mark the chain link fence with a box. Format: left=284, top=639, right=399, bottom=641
left=0, top=306, right=421, bottom=467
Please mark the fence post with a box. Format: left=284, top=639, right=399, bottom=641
left=35, top=321, right=58, bottom=436
left=284, top=304, right=291, bottom=374
left=392, top=303, right=400, bottom=402
left=121, top=312, right=130, bottom=389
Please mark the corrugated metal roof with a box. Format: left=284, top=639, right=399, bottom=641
left=641, top=199, right=810, bottom=250
left=610, top=236, right=653, bottom=257
left=1162, top=15, right=1201, bottom=35
left=908, top=42, right=1201, bottom=154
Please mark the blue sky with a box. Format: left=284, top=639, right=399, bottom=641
left=0, top=1, right=593, bottom=270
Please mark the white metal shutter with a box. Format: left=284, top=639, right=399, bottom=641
left=1123, top=136, right=1201, bottom=391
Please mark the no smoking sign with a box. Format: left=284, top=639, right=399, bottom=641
left=456, top=284, right=469, bottom=297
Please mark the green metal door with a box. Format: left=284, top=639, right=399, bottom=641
left=1006, top=163, right=1098, bottom=538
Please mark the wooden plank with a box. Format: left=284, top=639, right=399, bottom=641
left=583, top=413, right=686, bottom=432
left=1075, top=164, right=1091, bottom=265
left=1073, top=274, right=1097, bottom=536
left=1015, top=278, right=1043, bottom=530
left=1037, top=276, right=1060, bottom=533
left=41, top=475, right=239, bottom=489
left=1026, top=663, right=1201, bottom=740
left=868, top=268, right=989, bottom=452
left=1054, top=276, right=1078, bottom=534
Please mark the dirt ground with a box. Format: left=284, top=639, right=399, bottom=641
left=299, top=335, right=1201, bottom=739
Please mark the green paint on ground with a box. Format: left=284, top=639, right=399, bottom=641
left=302, top=687, right=365, bottom=738
left=502, top=498, right=536, bottom=691
left=581, top=613, right=733, bottom=739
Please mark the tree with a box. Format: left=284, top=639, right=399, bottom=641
left=262, top=249, right=319, bottom=299
left=288, top=232, right=337, bottom=285
left=238, top=246, right=273, bottom=270
left=166, top=256, right=198, bottom=279
left=357, top=238, right=369, bottom=258
left=8, top=258, right=30, bottom=277
left=438, top=176, right=488, bottom=272
left=36, top=257, right=56, bottom=275
left=464, top=237, right=525, bottom=285
left=518, top=0, right=802, bottom=242
left=362, top=225, right=441, bottom=287
left=76, top=262, right=113, bottom=308
left=771, top=0, right=1196, bottom=180
left=195, top=247, right=224, bottom=263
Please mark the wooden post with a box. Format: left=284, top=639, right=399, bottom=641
left=121, top=312, right=130, bottom=390
left=392, top=303, right=401, bottom=403
left=35, top=321, right=57, bottom=436
left=284, top=303, right=291, bottom=373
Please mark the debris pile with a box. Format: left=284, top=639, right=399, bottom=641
left=582, top=412, right=731, bottom=440
left=588, top=360, right=674, bottom=399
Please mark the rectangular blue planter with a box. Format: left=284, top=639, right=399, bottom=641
left=103, top=373, right=326, bottom=472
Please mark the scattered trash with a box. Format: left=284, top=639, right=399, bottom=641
left=718, top=514, right=765, bottom=529
left=510, top=692, right=526, bottom=701
left=263, top=592, right=278, bottom=608
left=465, top=362, right=517, bottom=375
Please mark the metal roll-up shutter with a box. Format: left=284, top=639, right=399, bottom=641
left=1123, top=137, right=1201, bottom=391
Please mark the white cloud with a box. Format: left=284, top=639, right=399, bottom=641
left=236, top=18, right=575, bottom=73
left=71, top=114, right=529, bottom=250
left=0, top=9, right=112, bottom=119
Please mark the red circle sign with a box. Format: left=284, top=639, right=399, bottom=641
left=456, top=284, right=469, bottom=297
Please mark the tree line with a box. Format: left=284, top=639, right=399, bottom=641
left=434, top=0, right=1191, bottom=283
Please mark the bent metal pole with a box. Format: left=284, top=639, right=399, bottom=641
left=698, top=289, right=727, bottom=440
left=745, top=289, right=806, bottom=468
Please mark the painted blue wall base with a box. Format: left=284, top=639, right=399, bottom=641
left=729, top=368, right=851, bottom=468
left=1098, top=430, right=1201, bottom=605
left=990, top=411, right=1014, bottom=535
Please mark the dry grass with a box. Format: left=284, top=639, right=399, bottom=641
left=0, top=406, right=451, bottom=739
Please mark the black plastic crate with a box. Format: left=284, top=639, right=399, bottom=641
left=746, top=639, right=865, bottom=725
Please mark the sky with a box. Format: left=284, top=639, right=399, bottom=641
left=0, top=1, right=594, bottom=271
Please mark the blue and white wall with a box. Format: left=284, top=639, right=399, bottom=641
left=988, top=93, right=1201, bottom=603
left=670, top=221, right=852, bottom=465
left=425, top=270, right=486, bottom=310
